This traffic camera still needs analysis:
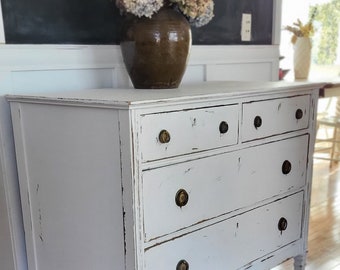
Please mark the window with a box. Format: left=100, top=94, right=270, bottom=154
left=280, top=0, right=340, bottom=80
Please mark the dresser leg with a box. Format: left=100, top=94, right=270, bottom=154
left=293, top=254, right=306, bottom=270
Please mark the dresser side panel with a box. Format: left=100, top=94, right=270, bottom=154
left=10, top=102, right=125, bottom=270
left=301, top=89, right=320, bottom=253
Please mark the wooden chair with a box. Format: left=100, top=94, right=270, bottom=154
left=314, top=97, right=340, bottom=167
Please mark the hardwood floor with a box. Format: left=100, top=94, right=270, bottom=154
left=273, top=159, right=340, bottom=270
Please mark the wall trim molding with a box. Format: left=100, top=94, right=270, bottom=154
left=0, top=0, right=5, bottom=44
left=272, top=0, right=282, bottom=45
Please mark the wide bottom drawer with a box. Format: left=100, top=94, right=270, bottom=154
left=144, top=192, right=304, bottom=270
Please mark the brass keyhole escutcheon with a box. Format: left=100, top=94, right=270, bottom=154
left=175, top=189, right=189, bottom=207
left=159, top=129, right=171, bottom=144
left=278, top=217, right=288, bottom=232
left=282, top=160, right=292, bottom=175
left=219, top=121, right=229, bottom=134
left=176, top=259, right=189, bottom=270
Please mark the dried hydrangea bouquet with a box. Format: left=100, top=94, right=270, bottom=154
left=116, top=0, right=214, bottom=27
left=116, top=0, right=214, bottom=89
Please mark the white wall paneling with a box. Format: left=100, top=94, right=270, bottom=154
left=11, top=69, right=116, bottom=93
left=206, top=62, right=274, bottom=81
left=191, top=46, right=280, bottom=81
left=0, top=44, right=280, bottom=94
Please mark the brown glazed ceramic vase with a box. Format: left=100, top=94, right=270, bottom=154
left=120, top=6, right=192, bottom=89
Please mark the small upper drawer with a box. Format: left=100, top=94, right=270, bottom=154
left=139, top=105, right=239, bottom=162
left=241, top=95, right=310, bottom=142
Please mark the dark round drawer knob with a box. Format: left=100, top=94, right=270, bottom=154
left=176, top=259, right=189, bottom=270
left=159, top=129, right=171, bottom=144
left=254, top=116, right=262, bottom=129
left=175, top=189, right=189, bottom=207
left=278, top=217, right=288, bottom=232
left=282, top=160, right=292, bottom=175
left=295, top=109, right=303, bottom=120
left=219, top=121, right=229, bottom=134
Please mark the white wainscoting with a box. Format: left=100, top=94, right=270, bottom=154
left=0, top=44, right=279, bottom=93
left=0, top=43, right=279, bottom=270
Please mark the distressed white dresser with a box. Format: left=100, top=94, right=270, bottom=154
left=7, top=81, right=321, bottom=270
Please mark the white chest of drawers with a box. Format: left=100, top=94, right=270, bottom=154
left=7, top=81, right=321, bottom=270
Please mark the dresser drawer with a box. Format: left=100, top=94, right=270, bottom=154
left=139, top=105, right=239, bottom=162
left=242, top=95, right=310, bottom=141
left=142, top=135, right=308, bottom=241
left=144, top=192, right=303, bottom=270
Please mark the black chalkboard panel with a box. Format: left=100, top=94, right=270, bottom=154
left=1, top=0, right=273, bottom=45
left=192, top=0, right=273, bottom=45
left=2, top=0, right=123, bottom=44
